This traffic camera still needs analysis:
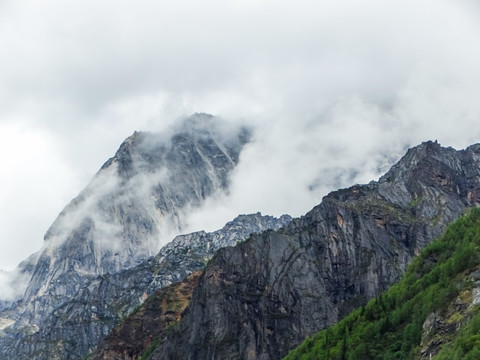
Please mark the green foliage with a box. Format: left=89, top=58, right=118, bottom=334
left=130, top=303, right=143, bottom=316
left=284, top=208, right=480, bottom=360
left=139, top=337, right=160, bottom=360
left=409, top=196, right=423, bottom=208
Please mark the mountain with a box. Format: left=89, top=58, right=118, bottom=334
left=2, top=125, right=480, bottom=360
left=284, top=207, right=480, bottom=360
left=0, top=114, right=294, bottom=359
left=150, top=141, right=480, bottom=359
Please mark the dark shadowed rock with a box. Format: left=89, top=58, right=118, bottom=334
left=90, top=271, right=202, bottom=360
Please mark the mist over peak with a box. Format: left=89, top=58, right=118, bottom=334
left=1, top=0, right=480, bottom=270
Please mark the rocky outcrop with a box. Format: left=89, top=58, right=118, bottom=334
left=152, top=141, right=480, bottom=360
left=418, top=267, right=480, bottom=359
left=90, top=271, right=202, bottom=360
left=0, top=114, right=262, bottom=360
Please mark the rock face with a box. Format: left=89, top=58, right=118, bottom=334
left=0, top=114, right=273, bottom=360
left=90, top=271, right=203, bottom=360
left=84, top=213, right=291, bottom=360
left=130, top=212, right=292, bottom=296
left=152, top=141, right=480, bottom=360
left=37, top=113, right=250, bottom=277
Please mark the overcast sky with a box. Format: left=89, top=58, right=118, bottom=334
left=1, top=0, right=480, bottom=270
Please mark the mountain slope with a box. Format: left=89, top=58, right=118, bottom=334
left=284, top=207, right=480, bottom=360
left=90, top=271, right=203, bottom=360
left=151, top=141, right=480, bottom=359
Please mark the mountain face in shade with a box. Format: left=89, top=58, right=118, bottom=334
left=88, top=212, right=291, bottom=360
left=0, top=114, right=263, bottom=359
left=150, top=141, right=480, bottom=360
left=91, top=271, right=204, bottom=360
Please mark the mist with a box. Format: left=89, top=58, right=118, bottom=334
left=1, top=0, right=480, bottom=269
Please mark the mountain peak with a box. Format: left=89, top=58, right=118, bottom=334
left=0, top=114, right=252, bottom=354
left=378, top=140, right=479, bottom=185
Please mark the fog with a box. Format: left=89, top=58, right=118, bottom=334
left=1, top=0, right=480, bottom=271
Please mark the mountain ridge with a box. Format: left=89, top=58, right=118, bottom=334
left=150, top=140, right=480, bottom=359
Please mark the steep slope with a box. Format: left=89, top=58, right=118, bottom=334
left=90, top=271, right=203, bottom=360
left=32, top=113, right=250, bottom=279
left=284, top=207, right=480, bottom=360
left=152, top=141, right=480, bottom=360
left=0, top=114, right=259, bottom=359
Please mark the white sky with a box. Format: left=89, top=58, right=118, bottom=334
left=1, top=0, right=480, bottom=270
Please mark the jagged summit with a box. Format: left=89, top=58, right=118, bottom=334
left=379, top=140, right=480, bottom=184
left=41, top=113, right=250, bottom=270
left=100, top=113, right=250, bottom=179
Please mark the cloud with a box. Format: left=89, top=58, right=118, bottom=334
left=1, top=0, right=480, bottom=268
left=0, top=260, right=37, bottom=303
left=0, top=122, right=79, bottom=270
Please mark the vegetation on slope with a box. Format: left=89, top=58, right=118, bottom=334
left=284, top=207, right=480, bottom=360
left=89, top=271, right=201, bottom=360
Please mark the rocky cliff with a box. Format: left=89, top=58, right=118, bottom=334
left=84, top=213, right=291, bottom=360
left=152, top=141, right=480, bottom=359
left=90, top=271, right=203, bottom=360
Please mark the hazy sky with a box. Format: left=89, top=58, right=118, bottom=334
left=1, top=0, right=480, bottom=270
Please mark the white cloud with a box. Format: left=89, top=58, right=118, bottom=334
left=0, top=268, right=31, bottom=302
left=1, top=0, right=480, bottom=268
left=0, top=121, right=77, bottom=269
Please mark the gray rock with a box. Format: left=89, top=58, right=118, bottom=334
left=473, top=287, right=480, bottom=305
